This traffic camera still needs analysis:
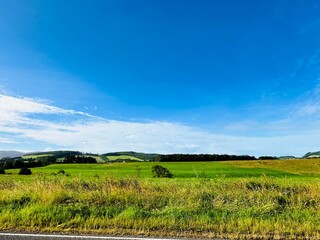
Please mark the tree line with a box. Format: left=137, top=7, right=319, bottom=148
left=154, top=154, right=257, bottom=162
left=0, top=154, right=97, bottom=170
left=62, top=155, right=97, bottom=163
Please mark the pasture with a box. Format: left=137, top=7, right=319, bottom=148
left=22, top=154, right=53, bottom=159
left=3, top=159, right=320, bottom=180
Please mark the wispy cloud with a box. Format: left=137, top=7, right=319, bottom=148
left=1, top=93, right=320, bottom=156
left=291, top=81, right=320, bottom=119
left=0, top=94, right=94, bottom=126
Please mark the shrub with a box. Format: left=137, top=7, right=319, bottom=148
left=18, top=167, right=32, bottom=175
left=57, top=169, right=66, bottom=175
left=0, top=167, right=5, bottom=174
left=152, top=165, right=173, bottom=178
left=51, top=169, right=70, bottom=176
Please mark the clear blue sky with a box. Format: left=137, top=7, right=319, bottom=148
left=1, top=0, right=320, bottom=156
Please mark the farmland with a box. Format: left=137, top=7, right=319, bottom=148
left=1, top=159, right=320, bottom=239
left=18, top=151, right=150, bottom=164
left=4, top=159, right=320, bottom=179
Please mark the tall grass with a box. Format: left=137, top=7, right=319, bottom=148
left=1, top=175, right=320, bottom=239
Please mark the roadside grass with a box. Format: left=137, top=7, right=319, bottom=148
left=1, top=159, right=320, bottom=239
left=1, top=176, right=320, bottom=239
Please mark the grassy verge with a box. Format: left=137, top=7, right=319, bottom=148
left=1, top=174, right=320, bottom=239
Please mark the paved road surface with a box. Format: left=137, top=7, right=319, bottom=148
left=0, top=233, right=180, bottom=240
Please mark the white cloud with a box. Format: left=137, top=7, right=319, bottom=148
left=1, top=93, right=320, bottom=157
left=297, top=103, right=320, bottom=116
left=0, top=137, right=16, bottom=144
left=0, top=94, right=93, bottom=117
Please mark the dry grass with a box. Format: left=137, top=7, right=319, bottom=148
left=225, top=158, right=320, bottom=176
left=1, top=175, right=320, bottom=239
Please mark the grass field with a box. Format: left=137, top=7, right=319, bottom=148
left=106, top=155, right=144, bottom=162
left=1, top=159, right=320, bottom=239
left=22, top=154, right=53, bottom=159
left=5, top=159, right=320, bottom=179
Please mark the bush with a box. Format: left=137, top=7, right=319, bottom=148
left=57, top=169, right=66, bottom=175
left=152, top=165, right=173, bottom=178
left=18, top=168, right=32, bottom=175
left=0, top=167, right=5, bottom=174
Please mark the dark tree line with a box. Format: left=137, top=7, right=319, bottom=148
left=0, top=156, right=54, bottom=170
left=0, top=154, right=98, bottom=170
left=62, top=155, right=97, bottom=163
left=155, top=154, right=256, bottom=162
left=258, top=156, right=278, bottom=160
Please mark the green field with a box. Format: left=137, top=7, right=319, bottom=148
left=1, top=159, right=320, bottom=239
left=5, top=159, right=320, bottom=179
left=22, top=154, right=53, bottom=159
left=106, top=155, right=144, bottom=162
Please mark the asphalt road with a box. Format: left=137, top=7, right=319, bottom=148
left=0, top=233, right=179, bottom=240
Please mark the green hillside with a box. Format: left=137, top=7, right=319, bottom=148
left=23, top=150, right=82, bottom=159
left=21, top=150, right=155, bottom=163
left=103, top=151, right=158, bottom=161
left=303, top=151, right=320, bottom=158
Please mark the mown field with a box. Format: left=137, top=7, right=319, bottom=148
left=1, top=159, right=320, bottom=239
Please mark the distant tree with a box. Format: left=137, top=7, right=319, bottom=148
left=18, top=167, right=32, bottom=175
left=13, top=159, right=24, bottom=168
left=3, top=161, right=13, bottom=169
left=152, top=165, right=173, bottom=178
left=155, top=154, right=256, bottom=162
left=63, top=155, right=76, bottom=163
left=38, top=156, right=56, bottom=165
left=258, top=156, right=278, bottom=160
left=63, top=155, right=97, bottom=163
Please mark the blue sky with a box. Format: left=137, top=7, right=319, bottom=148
left=0, top=0, right=320, bottom=156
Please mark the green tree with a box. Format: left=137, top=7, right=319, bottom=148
left=13, top=159, right=24, bottom=168
left=18, top=168, right=32, bottom=175
left=152, top=165, right=173, bottom=178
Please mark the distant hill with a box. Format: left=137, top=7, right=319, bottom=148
left=0, top=151, right=24, bottom=159
left=303, top=151, right=320, bottom=158
left=20, top=150, right=158, bottom=162
left=103, top=151, right=159, bottom=161
left=23, top=150, right=82, bottom=158
left=278, top=156, right=296, bottom=159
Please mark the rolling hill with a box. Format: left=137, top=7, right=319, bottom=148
left=0, top=151, right=24, bottom=159
left=103, top=151, right=158, bottom=161
left=19, top=150, right=158, bottom=163
left=303, top=151, right=320, bottom=158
